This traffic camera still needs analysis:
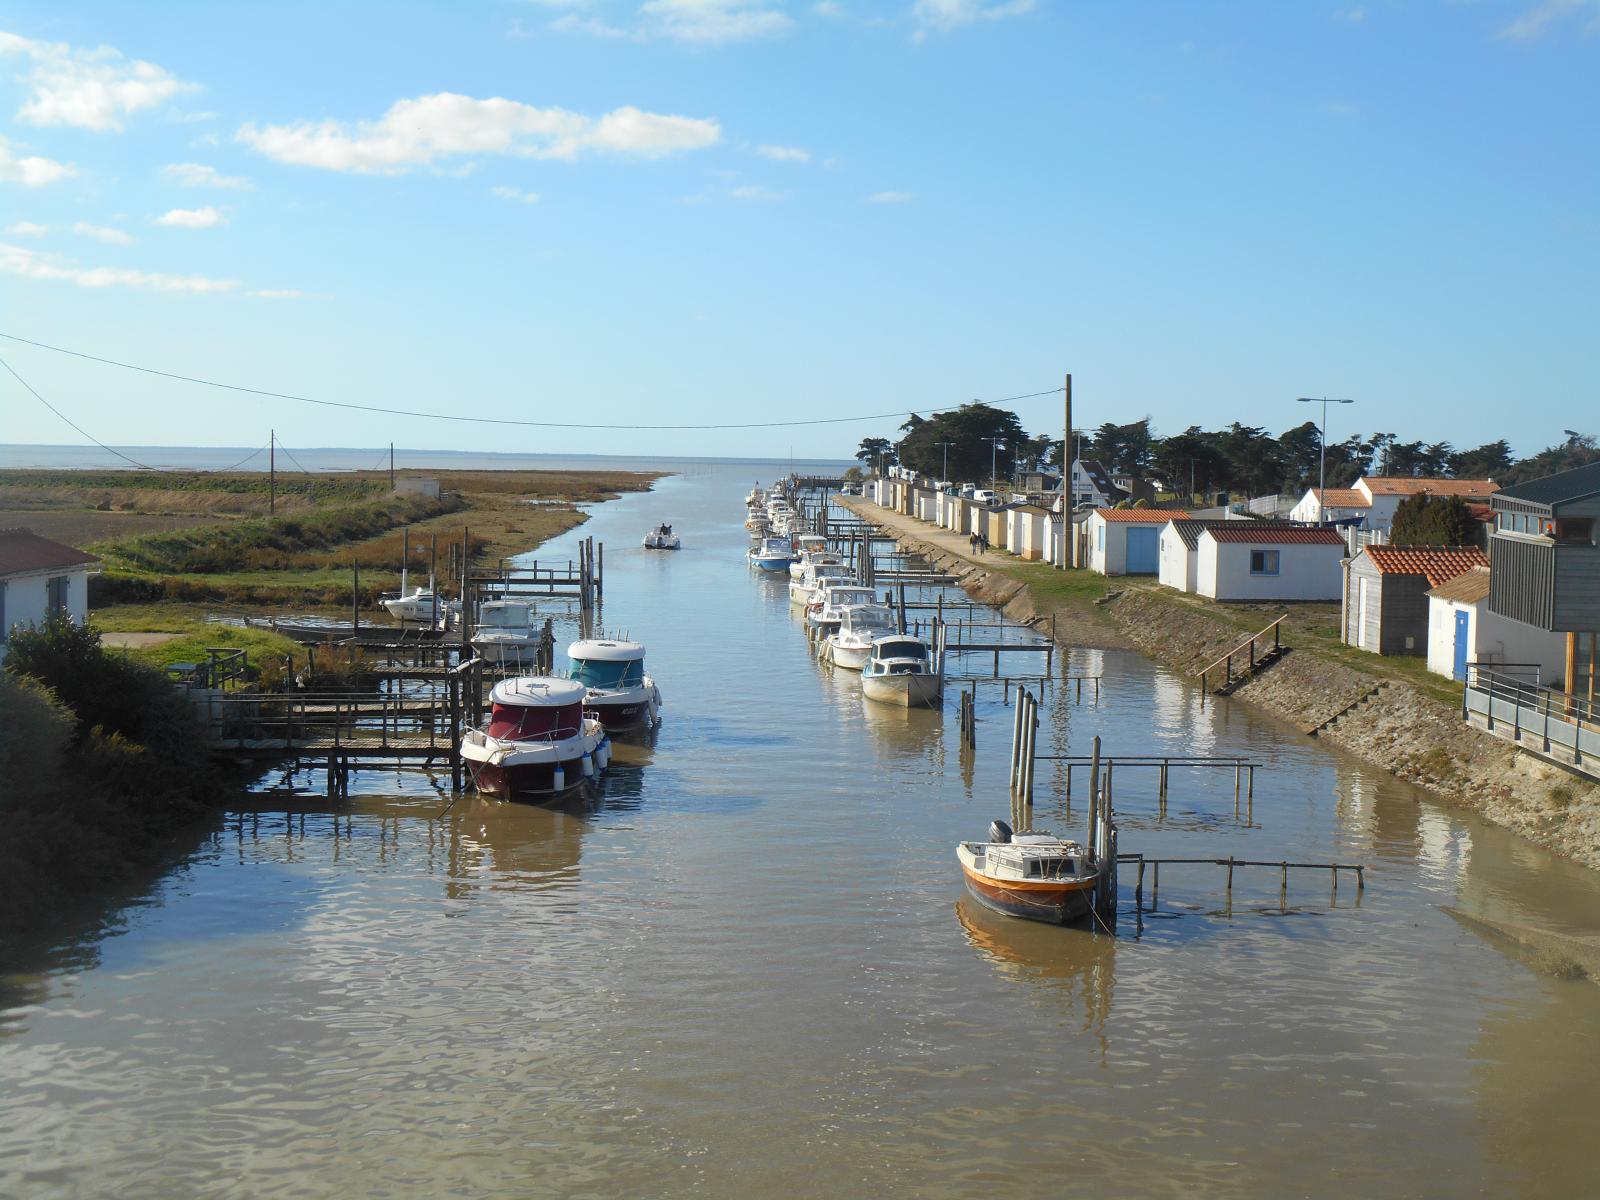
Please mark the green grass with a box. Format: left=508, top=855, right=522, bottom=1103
left=103, top=619, right=302, bottom=678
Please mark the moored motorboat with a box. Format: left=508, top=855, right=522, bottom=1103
left=806, top=583, right=878, bottom=634
left=461, top=677, right=610, bottom=799
left=643, top=523, right=681, bottom=550
left=861, top=633, right=942, bottom=707
left=788, top=561, right=854, bottom=606
left=956, top=821, right=1099, bottom=925
left=471, top=599, right=540, bottom=666
left=750, top=535, right=795, bottom=573
left=382, top=573, right=442, bottom=622
left=825, top=604, right=897, bottom=670
left=567, top=638, right=661, bottom=731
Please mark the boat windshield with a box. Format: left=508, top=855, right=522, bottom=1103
left=479, top=604, right=532, bottom=627
left=875, top=639, right=927, bottom=660
left=843, top=607, right=896, bottom=634
left=569, top=657, right=644, bottom=689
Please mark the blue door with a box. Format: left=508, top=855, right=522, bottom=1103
left=1452, top=609, right=1471, bottom=681
left=1127, top=526, right=1158, bottom=574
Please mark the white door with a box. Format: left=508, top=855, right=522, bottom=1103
left=1357, top=577, right=1369, bottom=648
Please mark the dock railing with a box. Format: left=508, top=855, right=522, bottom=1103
left=1196, top=615, right=1286, bottom=697
left=1464, top=664, right=1598, bottom=771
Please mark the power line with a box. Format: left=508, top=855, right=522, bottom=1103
left=1, top=354, right=162, bottom=471
left=0, top=330, right=1063, bottom=432
left=275, top=442, right=313, bottom=474
left=214, top=442, right=270, bottom=473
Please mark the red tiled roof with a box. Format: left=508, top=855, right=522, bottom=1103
left=1205, top=525, right=1346, bottom=545
left=1364, top=544, right=1488, bottom=585
left=1361, top=477, right=1499, bottom=498
left=1312, top=487, right=1368, bottom=507
left=1094, top=507, right=1189, bottom=522
left=0, top=528, right=101, bottom=575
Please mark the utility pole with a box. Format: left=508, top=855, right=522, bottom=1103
left=1061, top=373, right=1072, bottom=569
left=1296, top=397, right=1355, bottom=525
left=984, top=437, right=1007, bottom=491
left=936, top=440, right=954, bottom=482
left=269, top=429, right=276, bottom=515
left=389, top=442, right=395, bottom=491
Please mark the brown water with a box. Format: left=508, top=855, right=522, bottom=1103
left=4, top=463, right=1600, bottom=1199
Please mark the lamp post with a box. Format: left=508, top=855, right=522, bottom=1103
left=935, top=440, right=955, bottom=484
left=983, top=437, right=1007, bottom=492
left=1296, top=396, right=1354, bottom=525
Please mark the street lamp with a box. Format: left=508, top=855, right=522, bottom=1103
left=1296, top=396, right=1355, bottom=525
left=935, top=440, right=955, bottom=484
left=983, top=437, right=1008, bottom=491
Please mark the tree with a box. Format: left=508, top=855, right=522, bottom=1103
left=1391, top=493, right=1481, bottom=547
left=894, top=402, right=1030, bottom=483
left=1086, top=418, right=1154, bottom=476
left=1276, top=421, right=1324, bottom=491
left=856, top=437, right=896, bottom=475
left=1449, top=440, right=1513, bottom=479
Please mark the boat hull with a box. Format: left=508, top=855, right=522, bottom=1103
left=753, top=555, right=790, bottom=572
left=959, top=861, right=1097, bottom=925
left=862, top=671, right=942, bottom=708
left=473, top=638, right=539, bottom=665
left=826, top=641, right=871, bottom=671
left=461, top=724, right=608, bottom=800
left=584, top=684, right=659, bottom=732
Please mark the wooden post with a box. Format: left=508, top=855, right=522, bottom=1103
left=430, top=532, right=439, bottom=631
left=269, top=429, right=276, bottom=515
left=1087, top=734, right=1102, bottom=858
left=1062, top=372, right=1072, bottom=569
left=352, top=558, right=360, bottom=635
left=1567, top=631, right=1578, bottom=711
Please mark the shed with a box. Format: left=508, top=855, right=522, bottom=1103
left=0, top=529, right=101, bottom=662
left=1426, top=566, right=1568, bottom=683
left=1196, top=525, right=1345, bottom=601
left=1086, top=508, right=1189, bottom=576
left=1343, top=545, right=1488, bottom=656
left=1005, top=504, right=1052, bottom=561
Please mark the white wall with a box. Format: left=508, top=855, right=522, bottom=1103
left=1426, top=596, right=1472, bottom=677
left=0, top=568, right=91, bottom=662
left=1158, top=526, right=1195, bottom=593
left=1197, top=539, right=1344, bottom=601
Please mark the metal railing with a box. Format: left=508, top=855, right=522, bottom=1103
left=1197, top=615, right=1286, bottom=696
left=1464, top=665, right=1598, bottom=768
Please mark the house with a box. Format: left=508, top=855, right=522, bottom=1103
left=1342, top=545, right=1489, bottom=656
left=1290, top=476, right=1499, bottom=531
left=1086, top=508, right=1188, bottom=576
left=0, top=529, right=101, bottom=662
left=1066, top=459, right=1127, bottom=510
left=1486, top=459, right=1600, bottom=693
left=1195, top=525, right=1346, bottom=601
left=1004, top=503, right=1053, bottom=561
left=1426, top=567, right=1568, bottom=683
left=1160, top=519, right=1308, bottom=595
left=1014, top=469, right=1060, bottom=495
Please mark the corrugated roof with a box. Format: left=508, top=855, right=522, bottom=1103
left=1494, top=460, right=1600, bottom=509
left=1312, top=487, right=1369, bottom=507
left=1427, top=565, right=1491, bottom=604
left=1363, top=544, right=1488, bottom=585
left=1206, top=525, right=1346, bottom=545
left=1167, top=519, right=1311, bottom=550
left=0, top=528, right=101, bottom=576
left=1095, top=507, right=1189, bottom=523
left=1360, top=476, right=1499, bottom=498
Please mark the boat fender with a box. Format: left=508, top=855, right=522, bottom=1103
left=595, top=741, right=609, bottom=770
left=989, top=819, right=1013, bottom=844
left=552, top=765, right=565, bottom=791
left=581, top=754, right=595, bottom=778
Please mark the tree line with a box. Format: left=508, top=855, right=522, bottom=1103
left=858, top=405, right=1598, bottom=499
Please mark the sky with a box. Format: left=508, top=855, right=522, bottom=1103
left=0, top=0, right=1596, bottom=464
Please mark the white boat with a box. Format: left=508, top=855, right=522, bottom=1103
left=788, top=561, right=855, bottom=606
left=567, top=638, right=661, bottom=731
left=788, top=535, right=832, bottom=580
left=460, top=677, right=610, bottom=799
left=806, top=583, right=878, bottom=634
left=382, top=572, right=442, bottom=623
left=825, top=605, right=898, bottom=670
left=471, top=600, right=540, bottom=666
left=957, top=822, right=1099, bottom=924
left=750, top=535, right=795, bottom=573
left=643, top=523, right=681, bottom=550
left=861, top=634, right=942, bottom=707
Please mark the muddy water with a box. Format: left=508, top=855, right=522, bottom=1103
left=4, top=464, right=1600, bottom=1199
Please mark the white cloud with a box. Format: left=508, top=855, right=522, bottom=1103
left=867, top=190, right=913, bottom=203
left=491, top=184, right=541, bottom=203
left=911, top=0, right=1034, bottom=32
left=237, top=92, right=721, bottom=173
left=156, top=205, right=227, bottom=228
left=1497, top=0, right=1600, bottom=41
left=550, top=13, right=633, bottom=37
left=73, top=221, right=133, bottom=245
left=250, top=288, right=303, bottom=299
left=639, top=0, right=793, bottom=44
left=1333, top=7, right=1366, bottom=23
left=6, top=220, right=48, bottom=236
left=731, top=183, right=782, bottom=199
left=756, top=142, right=810, bottom=162
left=0, top=240, right=237, bottom=294
left=0, top=136, right=76, bottom=185
left=163, top=161, right=252, bottom=189
left=0, top=30, right=199, bottom=131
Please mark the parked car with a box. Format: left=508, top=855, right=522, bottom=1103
left=972, top=488, right=997, bottom=505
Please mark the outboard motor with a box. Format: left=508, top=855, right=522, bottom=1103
left=988, top=819, right=1013, bottom=844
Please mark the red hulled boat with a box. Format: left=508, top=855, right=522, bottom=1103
left=460, top=676, right=611, bottom=799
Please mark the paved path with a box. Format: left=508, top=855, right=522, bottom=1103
left=834, top=495, right=1016, bottom=573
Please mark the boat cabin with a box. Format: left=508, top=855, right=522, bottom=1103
left=567, top=639, right=646, bottom=689
left=866, top=636, right=931, bottom=672
left=477, top=600, right=534, bottom=628
left=486, top=677, right=585, bottom=741
left=838, top=606, right=896, bottom=639
left=964, top=835, right=1087, bottom=880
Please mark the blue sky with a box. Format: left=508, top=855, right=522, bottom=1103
left=1, top=1, right=1595, bottom=462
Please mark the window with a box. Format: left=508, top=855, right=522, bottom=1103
left=1250, top=550, right=1281, bottom=576
left=46, top=575, right=69, bottom=615
left=1554, top=518, right=1595, bottom=545
left=1096, top=526, right=1105, bottom=551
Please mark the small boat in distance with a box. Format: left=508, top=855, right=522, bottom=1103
left=460, top=677, right=610, bottom=799
left=644, top=523, right=681, bottom=550
left=861, top=634, right=942, bottom=707
left=567, top=638, right=661, bottom=731
left=956, top=821, right=1099, bottom=925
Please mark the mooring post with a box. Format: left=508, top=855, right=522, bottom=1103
left=1280, top=861, right=1288, bottom=909
left=1009, top=688, right=1026, bottom=791
left=1152, top=861, right=1160, bottom=910
left=352, top=557, right=360, bottom=635
left=1135, top=859, right=1145, bottom=911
